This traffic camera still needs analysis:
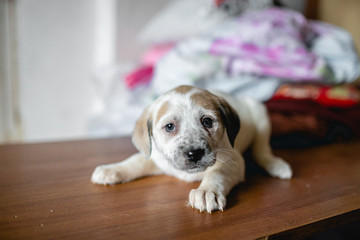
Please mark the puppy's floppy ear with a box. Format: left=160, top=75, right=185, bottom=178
left=218, top=98, right=240, bottom=147
left=132, top=106, right=153, bottom=157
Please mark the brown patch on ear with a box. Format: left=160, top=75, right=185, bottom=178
left=132, top=106, right=153, bottom=157
left=173, top=85, right=194, bottom=94
left=218, top=98, right=240, bottom=147
left=156, top=101, right=170, bottom=123
left=191, top=90, right=240, bottom=147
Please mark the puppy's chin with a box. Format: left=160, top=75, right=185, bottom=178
left=183, top=165, right=208, bottom=174
left=170, top=156, right=216, bottom=174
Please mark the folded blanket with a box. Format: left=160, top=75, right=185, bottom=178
left=151, top=7, right=360, bottom=98
left=267, top=98, right=360, bottom=148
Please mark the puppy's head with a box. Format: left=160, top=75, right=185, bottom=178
left=132, top=85, right=240, bottom=173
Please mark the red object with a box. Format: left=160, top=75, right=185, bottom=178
left=215, top=0, right=227, bottom=7
left=124, top=65, right=154, bottom=89
left=141, top=42, right=175, bottom=66
left=271, top=84, right=360, bottom=108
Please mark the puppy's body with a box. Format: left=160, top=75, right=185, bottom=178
left=92, top=85, right=292, bottom=213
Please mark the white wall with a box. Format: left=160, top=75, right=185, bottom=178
left=16, top=0, right=99, bottom=142
left=8, top=0, right=166, bottom=143
left=116, top=0, right=169, bottom=62
left=0, top=0, right=22, bottom=143
left=0, top=0, right=168, bottom=143
left=0, top=0, right=10, bottom=142
left=10, top=0, right=170, bottom=143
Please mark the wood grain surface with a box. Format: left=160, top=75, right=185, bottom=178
left=0, top=138, right=359, bottom=240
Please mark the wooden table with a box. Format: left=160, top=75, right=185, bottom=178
left=0, top=138, right=359, bottom=240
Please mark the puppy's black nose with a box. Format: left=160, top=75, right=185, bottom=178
left=185, top=149, right=205, bottom=162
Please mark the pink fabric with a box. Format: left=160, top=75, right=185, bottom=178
left=209, top=7, right=327, bottom=81
left=124, top=43, right=174, bottom=89
left=124, top=65, right=154, bottom=89
left=141, top=42, right=175, bottom=66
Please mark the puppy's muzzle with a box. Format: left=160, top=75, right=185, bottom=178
left=185, top=148, right=205, bottom=163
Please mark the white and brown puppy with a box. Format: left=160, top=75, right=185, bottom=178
left=91, top=85, right=292, bottom=213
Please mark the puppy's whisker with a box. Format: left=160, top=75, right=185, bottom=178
left=215, top=148, right=233, bottom=154
left=219, top=158, right=236, bottom=168
left=215, top=149, right=234, bottom=157
left=216, top=153, right=237, bottom=168
left=216, top=157, right=230, bottom=167
left=215, top=150, right=236, bottom=160
left=215, top=149, right=240, bottom=169
left=214, top=149, right=232, bottom=157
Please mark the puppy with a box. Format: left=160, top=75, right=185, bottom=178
left=91, top=85, right=292, bottom=213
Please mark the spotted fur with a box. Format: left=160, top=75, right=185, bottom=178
left=92, top=85, right=292, bottom=213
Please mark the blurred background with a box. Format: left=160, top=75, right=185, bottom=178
left=1, top=0, right=360, bottom=144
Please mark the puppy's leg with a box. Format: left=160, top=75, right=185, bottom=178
left=251, top=106, right=292, bottom=179
left=188, top=150, right=245, bottom=213
left=91, top=153, right=163, bottom=185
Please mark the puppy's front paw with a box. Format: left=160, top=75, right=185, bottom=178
left=267, top=157, right=292, bottom=180
left=188, top=188, right=226, bottom=213
left=91, top=165, right=125, bottom=185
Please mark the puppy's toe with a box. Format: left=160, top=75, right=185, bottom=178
left=267, top=157, right=293, bottom=180
left=91, top=165, right=124, bottom=185
left=189, top=189, right=226, bottom=213
left=205, top=192, right=226, bottom=213
left=190, top=189, right=206, bottom=212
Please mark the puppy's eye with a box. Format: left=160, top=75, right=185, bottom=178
left=202, top=117, right=213, bottom=128
left=165, top=123, right=176, bottom=132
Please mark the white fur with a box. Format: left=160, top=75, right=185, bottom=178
left=91, top=86, right=292, bottom=213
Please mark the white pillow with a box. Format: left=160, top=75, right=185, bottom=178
left=137, top=0, right=228, bottom=45
left=137, top=0, right=305, bottom=45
